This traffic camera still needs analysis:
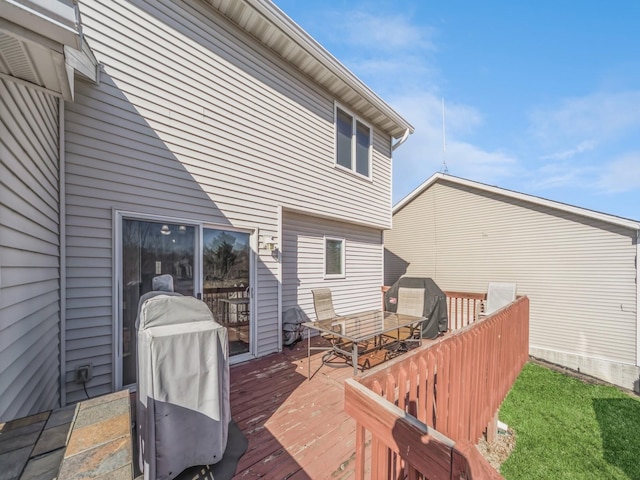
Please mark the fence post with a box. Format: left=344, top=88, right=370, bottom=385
left=485, top=411, right=498, bottom=443
left=355, top=423, right=366, bottom=480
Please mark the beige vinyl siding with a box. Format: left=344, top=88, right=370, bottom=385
left=0, top=79, right=60, bottom=421
left=282, top=211, right=383, bottom=323
left=78, top=0, right=392, bottom=226
left=386, top=180, right=638, bottom=385
left=63, top=0, right=392, bottom=401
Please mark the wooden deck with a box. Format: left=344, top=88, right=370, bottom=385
left=230, top=337, right=384, bottom=479
left=228, top=290, right=487, bottom=479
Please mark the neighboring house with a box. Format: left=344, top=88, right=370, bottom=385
left=0, top=0, right=413, bottom=422
left=385, top=173, right=640, bottom=392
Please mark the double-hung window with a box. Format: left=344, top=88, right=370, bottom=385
left=324, top=237, right=345, bottom=278
left=335, top=104, right=372, bottom=178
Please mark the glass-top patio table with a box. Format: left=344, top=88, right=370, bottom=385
left=303, top=310, right=426, bottom=377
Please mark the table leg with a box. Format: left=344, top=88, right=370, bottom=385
left=307, top=327, right=311, bottom=380
left=352, top=342, right=358, bottom=376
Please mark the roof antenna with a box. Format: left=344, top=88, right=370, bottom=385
left=440, top=97, right=449, bottom=174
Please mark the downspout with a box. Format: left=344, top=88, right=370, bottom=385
left=391, top=128, right=411, bottom=152
left=58, top=99, right=67, bottom=407
left=386, top=129, right=411, bottom=285
left=277, top=205, right=283, bottom=352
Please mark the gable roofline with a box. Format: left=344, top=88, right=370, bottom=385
left=206, top=0, right=414, bottom=140
left=394, top=172, right=640, bottom=231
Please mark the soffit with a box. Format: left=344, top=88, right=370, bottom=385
left=0, top=26, right=71, bottom=97
left=0, top=0, right=85, bottom=99
left=203, top=0, right=414, bottom=140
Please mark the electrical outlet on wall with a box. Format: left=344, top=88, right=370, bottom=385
left=75, top=364, right=93, bottom=384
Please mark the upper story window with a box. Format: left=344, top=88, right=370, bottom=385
left=335, top=104, right=372, bottom=178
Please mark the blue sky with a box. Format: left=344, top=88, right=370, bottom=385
left=274, top=1, right=640, bottom=220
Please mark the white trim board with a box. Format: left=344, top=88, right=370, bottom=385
left=395, top=173, right=640, bottom=231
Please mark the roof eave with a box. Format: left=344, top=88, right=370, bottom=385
left=208, top=0, right=414, bottom=139
left=394, top=173, right=640, bottom=231
left=0, top=0, right=82, bottom=49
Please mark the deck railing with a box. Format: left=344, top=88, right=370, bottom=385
left=201, top=286, right=249, bottom=326
left=444, top=291, right=486, bottom=331
left=381, top=287, right=487, bottom=332
left=345, top=295, right=529, bottom=479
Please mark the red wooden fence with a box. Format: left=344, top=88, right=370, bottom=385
left=345, top=295, right=530, bottom=479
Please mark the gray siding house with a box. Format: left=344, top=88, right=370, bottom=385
left=0, top=0, right=413, bottom=421
left=385, top=173, right=640, bottom=392
left=1, top=0, right=98, bottom=422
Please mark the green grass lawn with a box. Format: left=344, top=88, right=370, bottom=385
left=498, top=363, right=640, bottom=480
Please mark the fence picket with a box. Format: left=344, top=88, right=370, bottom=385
left=426, top=351, right=436, bottom=428
left=346, top=295, right=529, bottom=479
left=409, top=360, right=419, bottom=418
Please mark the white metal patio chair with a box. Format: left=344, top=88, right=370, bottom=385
left=382, top=286, right=424, bottom=350
left=311, top=288, right=345, bottom=342
left=484, top=282, right=517, bottom=315
left=311, top=288, right=365, bottom=366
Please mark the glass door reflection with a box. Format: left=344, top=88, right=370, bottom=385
left=202, top=228, right=251, bottom=357
left=121, top=219, right=195, bottom=386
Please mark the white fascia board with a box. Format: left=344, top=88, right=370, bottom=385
left=394, top=172, right=640, bottom=231
left=393, top=172, right=442, bottom=214
left=0, top=0, right=81, bottom=48
left=244, top=0, right=414, bottom=139
left=55, top=47, right=74, bottom=101
left=64, top=41, right=99, bottom=83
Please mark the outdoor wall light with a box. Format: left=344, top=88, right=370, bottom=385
left=261, top=235, right=277, bottom=251
left=160, top=224, right=171, bottom=235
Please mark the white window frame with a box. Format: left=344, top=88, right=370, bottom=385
left=334, top=102, right=373, bottom=180
left=113, top=210, right=258, bottom=390
left=324, top=236, right=346, bottom=279
left=114, top=211, right=203, bottom=390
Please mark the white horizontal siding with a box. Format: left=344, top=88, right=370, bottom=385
left=80, top=0, right=392, bottom=227
left=0, top=78, right=60, bottom=421
left=386, top=180, right=638, bottom=386
left=282, top=211, right=383, bottom=326
left=64, top=0, right=393, bottom=401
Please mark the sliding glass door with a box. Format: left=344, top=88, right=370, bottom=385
left=119, top=216, right=254, bottom=387
left=121, top=219, right=196, bottom=386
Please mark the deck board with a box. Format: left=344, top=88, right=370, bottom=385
left=230, top=338, right=364, bottom=479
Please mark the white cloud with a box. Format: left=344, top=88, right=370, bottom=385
left=335, top=11, right=436, bottom=53
left=391, top=91, right=519, bottom=201
left=526, top=162, right=599, bottom=190
left=323, top=8, right=440, bottom=94
left=530, top=90, right=640, bottom=148
left=348, top=55, right=436, bottom=85
left=525, top=90, right=640, bottom=193
left=526, top=152, right=640, bottom=195
left=540, top=140, right=597, bottom=161
left=596, top=152, right=640, bottom=193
